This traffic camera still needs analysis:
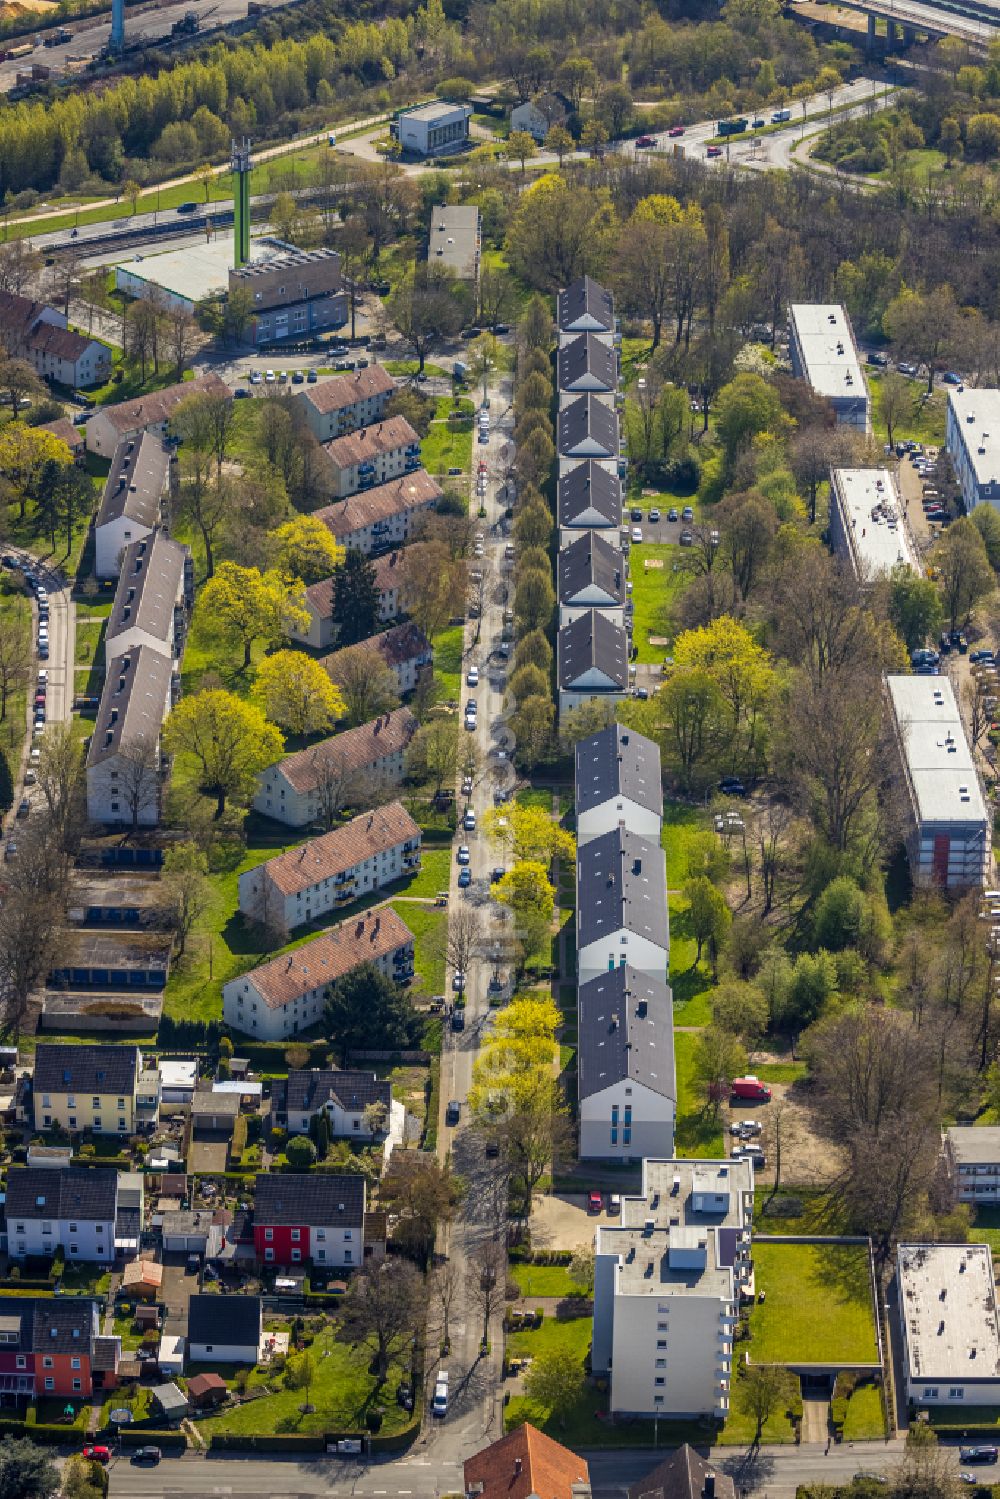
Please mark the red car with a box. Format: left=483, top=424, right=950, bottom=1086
left=668, top=124, right=685, bottom=137
left=588, top=1190, right=603, bottom=1213
left=82, top=1445, right=111, bottom=1464
left=706, top=145, right=722, bottom=157
left=635, top=135, right=655, bottom=148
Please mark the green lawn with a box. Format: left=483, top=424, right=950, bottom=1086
left=432, top=624, right=465, bottom=703
left=510, top=1264, right=589, bottom=1299
left=968, top=1206, right=1000, bottom=1252
left=843, top=1381, right=886, bottom=1440
left=748, top=1242, right=878, bottom=1365
left=384, top=361, right=449, bottom=379
left=0, top=584, right=31, bottom=812
left=397, top=846, right=451, bottom=899
left=59, top=1264, right=112, bottom=1297
left=388, top=900, right=446, bottom=994
left=198, top=1322, right=413, bottom=1437
left=507, top=1309, right=592, bottom=1364
left=755, top=1061, right=807, bottom=1084
left=629, top=543, right=687, bottom=662
left=754, top=1187, right=846, bottom=1237
left=720, top=1367, right=799, bottom=1446
left=673, top=1030, right=725, bottom=1157
left=662, top=800, right=711, bottom=889
left=866, top=368, right=947, bottom=448
left=422, top=412, right=473, bottom=476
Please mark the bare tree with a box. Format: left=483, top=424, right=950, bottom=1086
left=740, top=1364, right=788, bottom=1459
left=468, top=1235, right=506, bottom=1348
left=114, top=735, right=161, bottom=832
left=436, top=905, right=480, bottom=983
left=338, top=1258, right=423, bottom=1383
left=755, top=799, right=792, bottom=916
left=308, top=750, right=360, bottom=832
left=0, top=889, right=62, bottom=1035
left=432, top=1259, right=461, bottom=1354
left=763, top=1094, right=796, bottom=1205
left=326, top=646, right=400, bottom=727
left=36, top=720, right=86, bottom=852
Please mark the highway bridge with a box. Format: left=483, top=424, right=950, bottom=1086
left=798, top=0, right=1000, bottom=49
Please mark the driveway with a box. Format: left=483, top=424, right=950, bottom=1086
left=158, top=1254, right=195, bottom=1337
left=529, top=1194, right=599, bottom=1252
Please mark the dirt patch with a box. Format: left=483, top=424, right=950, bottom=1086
left=724, top=1079, right=845, bottom=1189
left=529, top=1194, right=600, bottom=1252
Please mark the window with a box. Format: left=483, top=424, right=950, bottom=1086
left=265, top=1228, right=273, bottom=1241
left=924, top=1387, right=939, bottom=1399
left=656, top=1339, right=667, bottom=1349
left=73, top=1380, right=81, bottom=1392
left=316, top=1249, right=326, bottom=1261
left=15, top=1356, right=25, bottom=1370
left=118, top=1119, right=126, bottom=1131
left=345, top=1249, right=352, bottom=1263
left=71, top=1357, right=80, bottom=1370
left=43, top=1357, right=53, bottom=1369
left=948, top=1387, right=965, bottom=1399
left=70, top=1245, right=78, bottom=1255
left=205, top=1344, right=214, bottom=1354
left=610, top=1128, right=618, bottom=1145
left=654, top=1377, right=665, bottom=1386
left=69, top=1117, right=77, bottom=1129
left=344, top=1230, right=352, bottom=1240
left=67, top=1095, right=76, bottom=1106
left=315, top=1229, right=325, bottom=1240
left=653, top=1395, right=664, bottom=1406
left=291, top=1229, right=300, bottom=1243
left=655, top=1358, right=666, bottom=1368
left=45, top=1377, right=54, bottom=1391
left=292, top=1248, right=302, bottom=1262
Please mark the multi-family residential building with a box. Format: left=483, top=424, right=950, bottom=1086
left=253, top=1173, right=367, bottom=1266
left=315, top=470, right=441, bottom=556
left=944, top=1127, right=1000, bottom=1203
left=558, top=276, right=615, bottom=345
left=4, top=1167, right=119, bottom=1263
left=558, top=610, right=629, bottom=717
left=237, top=801, right=421, bottom=936
left=946, top=386, right=1000, bottom=514
left=628, top=1448, right=735, bottom=1499
left=896, top=1242, right=1000, bottom=1407
left=576, top=826, right=668, bottom=985
left=558, top=334, right=618, bottom=401
left=396, top=100, right=471, bottom=156
left=86, top=645, right=173, bottom=828
left=31, top=1044, right=159, bottom=1135
left=0, top=289, right=111, bottom=389
left=0, top=1297, right=119, bottom=1401
left=886, top=675, right=989, bottom=891
left=270, top=1069, right=392, bottom=1138
left=574, top=724, right=662, bottom=846
left=558, top=532, right=627, bottom=628
left=292, top=549, right=406, bottom=651
left=222, top=907, right=414, bottom=1041
left=39, top=417, right=85, bottom=461
left=558, top=461, right=623, bottom=544
left=94, top=433, right=172, bottom=580
left=187, top=1295, right=263, bottom=1365
left=828, top=468, right=918, bottom=583
left=229, top=247, right=347, bottom=346
left=558, top=395, right=620, bottom=466
left=322, top=416, right=422, bottom=499
left=787, top=303, right=870, bottom=431
left=105, top=532, right=190, bottom=662
left=592, top=1157, right=754, bottom=1419
left=321, top=621, right=433, bottom=698
left=427, top=204, right=481, bottom=283
left=577, top=967, right=675, bottom=1162
left=295, top=366, right=397, bottom=444
left=464, top=1424, right=590, bottom=1499
left=252, top=708, right=418, bottom=828
left=84, top=374, right=231, bottom=458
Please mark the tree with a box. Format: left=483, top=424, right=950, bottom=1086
left=326, top=644, right=400, bottom=726
left=0, top=1438, right=59, bottom=1499
left=387, top=263, right=470, bottom=371
left=933, top=517, right=995, bottom=630
left=940, top=114, right=962, bottom=166
left=492, top=862, right=556, bottom=932
left=711, top=978, right=768, bottom=1049
left=270, top=516, right=343, bottom=585
left=513, top=629, right=553, bottom=677
left=61, top=1454, right=105, bottom=1499
left=0, top=423, right=71, bottom=520
left=782, top=662, right=885, bottom=854
left=162, top=690, right=284, bottom=818
left=568, top=1246, right=595, bottom=1295
left=545, top=123, right=574, bottom=164
left=514, top=568, right=555, bottom=633
left=380, top=1154, right=461, bottom=1262
left=884, top=285, right=961, bottom=394
left=510, top=694, right=555, bottom=770
left=286, top=1134, right=317, bottom=1169
left=468, top=1235, right=506, bottom=1348
left=35, top=721, right=85, bottom=852
left=325, top=962, right=419, bottom=1058
left=285, top=1349, right=316, bottom=1410
left=715, top=373, right=788, bottom=466
left=505, top=175, right=615, bottom=293
left=693, top=1025, right=746, bottom=1116
left=255, top=650, right=345, bottom=737
left=889, top=566, right=943, bottom=652
left=400, top=542, right=464, bottom=642
left=505, top=130, right=538, bottom=174
left=338, top=1258, right=423, bottom=1381
left=514, top=500, right=553, bottom=551
left=336, top=215, right=373, bottom=341
left=113, top=735, right=161, bottom=831
left=161, top=842, right=212, bottom=957
left=406, top=718, right=458, bottom=794
left=523, top=1346, right=587, bottom=1428
left=878, top=369, right=913, bottom=449
left=889, top=1424, right=961, bottom=1499
left=199, top=563, right=309, bottom=671
left=0, top=608, right=30, bottom=723
left=684, top=875, right=731, bottom=972
left=433, top=1259, right=460, bottom=1352
left=673, top=616, right=774, bottom=777
left=0, top=354, right=43, bottom=422
left=438, top=903, right=480, bottom=985
left=331, top=550, right=381, bottom=647
left=483, top=804, right=575, bottom=865
left=740, top=1364, right=788, bottom=1457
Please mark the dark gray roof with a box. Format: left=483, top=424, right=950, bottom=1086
left=188, top=1293, right=261, bottom=1348
left=558, top=462, right=621, bottom=529
left=106, top=531, right=186, bottom=653
left=558, top=531, right=626, bottom=607
left=6, top=1166, right=118, bottom=1223
left=558, top=333, right=617, bottom=393
left=274, top=1069, right=391, bottom=1117
left=577, top=966, right=674, bottom=1103
left=87, top=643, right=172, bottom=768
left=577, top=827, right=668, bottom=952
left=96, top=432, right=170, bottom=532
left=33, top=1043, right=139, bottom=1097
left=190, top=1091, right=240, bottom=1118
left=558, top=610, right=628, bottom=691
left=254, top=1172, right=365, bottom=1227
left=575, top=723, right=662, bottom=818
left=558, top=395, right=618, bottom=459
left=558, top=276, right=614, bottom=334
left=0, top=1298, right=100, bottom=1355
left=629, top=1446, right=735, bottom=1499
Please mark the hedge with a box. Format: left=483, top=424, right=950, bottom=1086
left=118, top=1428, right=187, bottom=1450
left=0, top=1419, right=80, bottom=1444
left=210, top=1433, right=327, bottom=1452
left=369, top=1418, right=419, bottom=1453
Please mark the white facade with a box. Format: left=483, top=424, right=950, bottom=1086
left=579, top=1076, right=675, bottom=1162
left=897, top=1242, right=1000, bottom=1407
left=577, top=926, right=665, bottom=988
left=788, top=304, right=870, bottom=431
left=945, top=1127, right=1000, bottom=1204
left=96, top=513, right=156, bottom=582
left=592, top=1159, right=753, bottom=1419
left=187, top=1336, right=262, bottom=1365
left=397, top=101, right=471, bottom=157
left=296, top=370, right=395, bottom=445
left=577, top=794, right=661, bottom=846
left=252, top=718, right=414, bottom=829
left=946, top=387, right=1000, bottom=515
left=7, top=1212, right=114, bottom=1263
left=828, top=468, right=918, bottom=582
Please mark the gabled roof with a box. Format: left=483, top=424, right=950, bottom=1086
left=558, top=395, right=618, bottom=459
left=558, top=462, right=621, bottom=529
left=254, top=1171, right=366, bottom=1227
left=558, top=333, right=617, bottom=393
left=265, top=709, right=419, bottom=795
left=28, top=322, right=98, bottom=364
left=5, top=1166, right=118, bottom=1223
left=33, top=1043, right=139, bottom=1097
left=87, top=643, right=172, bottom=768
left=97, top=432, right=170, bottom=532
left=276, top=1068, right=391, bottom=1117
left=577, top=827, right=668, bottom=952
left=464, top=1423, right=590, bottom=1499
left=324, top=415, right=420, bottom=471
left=558, top=276, right=614, bottom=334
left=252, top=801, right=420, bottom=898
left=300, top=365, right=395, bottom=415
left=321, top=621, right=432, bottom=679
left=628, top=1446, right=735, bottom=1499
left=239, top=907, right=413, bottom=1009
left=557, top=610, right=628, bottom=691
left=306, top=550, right=406, bottom=619
left=574, top=724, right=662, bottom=819
left=106, top=531, right=187, bottom=652
left=557, top=531, right=625, bottom=607
left=315, top=471, right=441, bottom=540
left=577, top=966, right=674, bottom=1103
left=91, top=374, right=230, bottom=437
left=0, top=1297, right=99, bottom=1355
left=40, top=417, right=84, bottom=451
left=187, top=1293, right=261, bottom=1348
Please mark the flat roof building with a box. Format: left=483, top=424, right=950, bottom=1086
left=828, top=468, right=918, bottom=583
left=886, top=674, right=989, bottom=891
left=427, top=204, right=480, bottom=283
left=946, top=387, right=1000, bottom=515
left=397, top=101, right=471, bottom=158
left=896, top=1243, right=1000, bottom=1407
left=944, top=1127, right=1000, bottom=1205
left=788, top=304, right=869, bottom=432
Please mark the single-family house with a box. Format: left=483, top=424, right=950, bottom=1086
left=252, top=708, right=418, bottom=828
left=94, top=433, right=172, bottom=580
left=576, top=826, right=668, bottom=985
left=574, top=723, right=662, bottom=845
left=314, top=471, right=441, bottom=556
left=295, top=366, right=397, bottom=444
left=321, top=621, right=433, bottom=698
left=253, top=1172, right=367, bottom=1266
left=558, top=532, right=627, bottom=627
left=558, top=610, right=629, bottom=717
left=187, top=1295, right=263, bottom=1365
left=84, top=374, right=231, bottom=458
left=39, top=417, right=85, bottom=461
left=510, top=92, right=571, bottom=142
left=0, top=1296, right=118, bottom=1401
left=577, top=966, right=675, bottom=1161
left=464, top=1423, right=590, bottom=1499
left=322, top=416, right=422, bottom=499
left=4, top=1167, right=119, bottom=1263
left=629, top=1447, right=735, bottom=1499
left=271, top=1068, right=392, bottom=1138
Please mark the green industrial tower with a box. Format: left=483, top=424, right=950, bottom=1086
left=231, top=138, right=252, bottom=268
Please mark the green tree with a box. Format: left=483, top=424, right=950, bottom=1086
left=325, top=961, right=419, bottom=1058
left=545, top=123, right=574, bottom=165
left=162, top=690, right=284, bottom=818
left=972, top=504, right=1000, bottom=570
left=523, top=1346, right=586, bottom=1429
left=715, top=373, right=788, bottom=465
left=380, top=1153, right=461, bottom=1261
left=286, top=1135, right=317, bottom=1169
left=492, top=860, right=556, bottom=923
left=693, top=1025, right=746, bottom=1115
left=505, top=130, right=538, bottom=174
left=514, top=500, right=553, bottom=551
left=966, top=111, right=1000, bottom=159
left=0, top=1437, right=59, bottom=1499
left=513, top=629, right=553, bottom=677
left=269, top=516, right=344, bottom=585
left=255, top=650, right=346, bottom=737
left=940, top=115, right=962, bottom=165
left=673, top=616, right=774, bottom=777
left=513, top=568, right=555, bottom=632
left=933, top=517, right=995, bottom=630
left=883, top=284, right=961, bottom=395
left=889, top=566, right=943, bottom=652
left=813, top=876, right=867, bottom=953
left=780, top=950, right=838, bottom=1030
left=684, top=875, right=731, bottom=973
left=712, top=978, right=768, bottom=1048
left=199, top=562, right=309, bottom=670
left=332, top=550, right=381, bottom=647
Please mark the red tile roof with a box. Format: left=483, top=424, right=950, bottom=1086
left=255, top=801, right=420, bottom=898
left=303, top=365, right=395, bottom=414
left=270, top=709, right=418, bottom=795
left=324, top=415, right=420, bottom=470
left=316, top=470, right=441, bottom=540
left=242, top=907, right=413, bottom=1009
left=465, top=1425, right=590, bottom=1499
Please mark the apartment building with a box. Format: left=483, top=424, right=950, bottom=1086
left=574, top=723, right=662, bottom=846
left=322, top=416, right=422, bottom=499
left=221, top=907, right=414, bottom=1041
left=321, top=621, right=433, bottom=698
left=558, top=531, right=627, bottom=627
left=229, top=246, right=347, bottom=346
left=315, top=470, right=441, bottom=556
left=828, top=468, right=918, bottom=583
left=4, top=1167, right=119, bottom=1263
left=252, top=708, right=418, bottom=828
left=576, top=826, right=668, bottom=985
left=270, top=1069, right=392, bottom=1138
left=577, top=966, right=675, bottom=1162
left=292, top=549, right=406, bottom=651
left=253, top=1173, right=367, bottom=1266
left=84, top=374, right=231, bottom=458
left=558, top=334, right=618, bottom=400
left=0, top=1297, right=118, bottom=1401
left=886, top=675, right=989, bottom=890
left=105, top=532, right=189, bottom=662
left=427, top=204, right=481, bottom=283
left=0, top=288, right=111, bottom=389
left=558, top=609, right=629, bottom=717
left=86, top=645, right=173, bottom=828
left=946, top=386, right=1000, bottom=514
left=896, top=1242, right=1000, bottom=1407
left=237, top=801, right=421, bottom=936
left=788, top=303, right=870, bottom=431
left=944, top=1127, right=1000, bottom=1203
left=558, top=395, right=620, bottom=466
left=94, top=433, right=172, bottom=580
left=592, top=1157, right=754, bottom=1419
left=296, top=366, right=397, bottom=444
left=31, top=1044, right=158, bottom=1135
left=558, top=461, right=622, bottom=544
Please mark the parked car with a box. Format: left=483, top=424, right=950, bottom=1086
left=959, top=1447, right=998, bottom=1465
left=631, top=527, right=642, bottom=543
left=82, top=1445, right=111, bottom=1464
left=446, top=1100, right=460, bottom=1126
left=131, top=1448, right=162, bottom=1465
left=682, top=505, right=695, bottom=521
left=456, top=845, right=470, bottom=865
left=718, top=776, right=746, bottom=796
left=457, top=868, right=472, bottom=888
left=463, top=810, right=476, bottom=831
left=432, top=1370, right=450, bottom=1417
left=588, top=1190, right=603, bottom=1213
left=706, top=144, right=722, bottom=157
left=451, top=1009, right=465, bottom=1031
left=648, top=508, right=660, bottom=522
left=668, top=507, right=679, bottom=521
left=668, top=124, right=685, bottom=136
